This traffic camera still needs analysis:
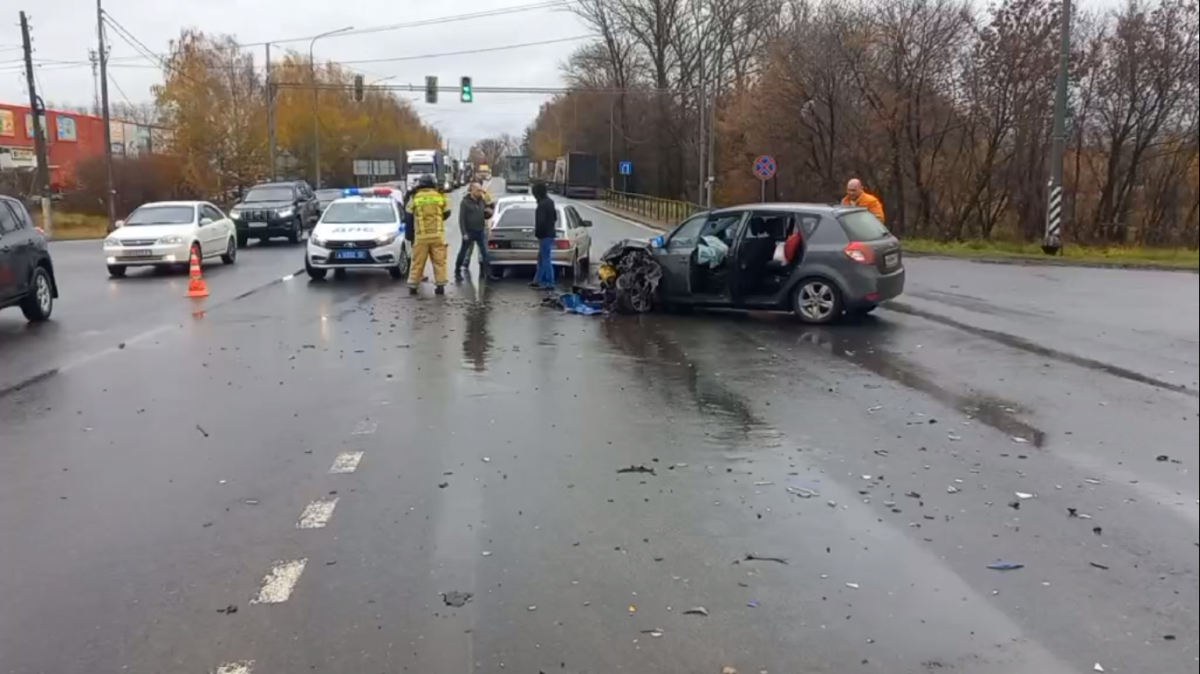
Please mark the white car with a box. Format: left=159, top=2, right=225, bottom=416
left=306, top=188, right=411, bottom=281
left=103, top=201, right=238, bottom=278
left=487, top=196, right=593, bottom=279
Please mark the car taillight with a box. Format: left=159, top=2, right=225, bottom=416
left=844, top=242, right=876, bottom=265
left=555, top=239, right=570, bottom=250
left=488, top=241, right=499, bottom=250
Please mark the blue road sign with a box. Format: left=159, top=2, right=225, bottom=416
left=619, top=161, right=633, bottom=176
left=753, top=155, right=777, bottom=180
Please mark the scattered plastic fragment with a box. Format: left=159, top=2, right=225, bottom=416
left=442, top=591, right=473, bottom=608
left=1094, top=664, right=1105, bottom=672
left=1089, top=562, right=1110, bottom=571
left=684, top=607, right=710, bottom=617
left=744, top=553, right=789, bottom=565
left=988, top=561, right=1025, bottom=571
left=846, top=583, right=860, bottom=589
left=618, top=465, right=657, bottom=476
left=1015, top=492, right=1034, bottom=500
left=787, top=486, right=820, bottom=498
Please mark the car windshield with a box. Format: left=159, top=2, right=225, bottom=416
left=315, top=190, right=343, bottom=203
left=244, top=186, right=294, bottom=202
left=124, top=205, right=195, bottom=226
left=408, top=163, right=435, bottom=175
left=321, top=202, right=397, bottom=224
left=838, top=210, right=890, bottom=241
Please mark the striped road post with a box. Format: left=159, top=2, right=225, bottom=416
left=1044, top=182, right=1063, bottom=255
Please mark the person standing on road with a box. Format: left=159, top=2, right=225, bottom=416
left=843, top=179, right=886, bottom=224
left=531, top=182, right=558, bottom=290
left=406, top=175, right=452, bottom=296
left=455, top=182, right=495, bottom=282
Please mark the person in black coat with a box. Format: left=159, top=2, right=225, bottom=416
left=531, top=182, right=558, bottom=289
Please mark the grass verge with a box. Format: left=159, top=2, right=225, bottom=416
left=33, top=212, right=110, bottom=241
left=901, top=239, right=1198, bottom=271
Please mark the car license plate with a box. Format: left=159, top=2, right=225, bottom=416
left=336, top=250, right=367, bottom=260
left=121, top=249, right=154, bottom=258
left=511, top=241, right=538, bottom=250
left=249, top=221, right=269, bottom=229
left=885, top=253, right=900, bottom=268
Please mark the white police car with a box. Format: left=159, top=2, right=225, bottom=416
left=305, top=188, right=411, bottom=281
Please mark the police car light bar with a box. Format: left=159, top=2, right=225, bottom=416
left=342, top=187, right=394, bottom=197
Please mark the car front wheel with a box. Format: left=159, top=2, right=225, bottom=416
left=794, top=279, right=842, bottom=325
left=21, top=267, right=55, bottom=322
left=306, top=259, right=327, bottom=281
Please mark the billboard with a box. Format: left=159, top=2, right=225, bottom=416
left=0, top=110, right=14, bottom=138
left=109, top=121, right=152, bottom=157
left=25, top=113, right=48, bottom=139
left=56, top=115, right=77, bottom=142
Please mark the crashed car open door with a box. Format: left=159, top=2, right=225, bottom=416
left=656, top=213, right=708, bottom=300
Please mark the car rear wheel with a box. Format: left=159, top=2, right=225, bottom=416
left=222, top=238, right=237, bottom=265
left=20, top=267, right=54, bottom=322
left=108, top=265, right=127, bottom=278
left=794, top=279, right=842, bottom=325
left=306, top=259, right=327, bottom=281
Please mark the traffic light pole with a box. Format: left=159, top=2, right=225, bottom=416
left=1044, top=0, right=1071, bottom=255
left=20, top=12, right=53, bottom=236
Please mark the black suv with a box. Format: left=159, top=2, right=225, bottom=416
left=229, top=181, right=319, bottom=246
left=0, top=196, right=57, bottom=323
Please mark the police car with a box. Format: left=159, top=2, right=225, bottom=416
left=305, top=188, right=411, bottom=281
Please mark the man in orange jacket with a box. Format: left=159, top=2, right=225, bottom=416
left=843, top=179, right=886, bottom=224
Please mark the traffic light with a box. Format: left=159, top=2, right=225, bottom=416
left=353, top=75, right=364, bottom=102
left=425, top=76, right=439, bottom=104
left=460, top=76, right=474, bottom=103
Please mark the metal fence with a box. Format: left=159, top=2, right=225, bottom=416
left=605, top=191, right=705, bottom=226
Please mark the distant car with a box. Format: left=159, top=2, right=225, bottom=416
left=486, top=196, right=593, bottom=280
left=305, top=188, right=411, bottom=281
left=229, top=181, right=319, bottom=246
left=314, top=189, right=344, bottom=213
left=0, top=195, right=57, bottom=322
left=606, top=204, right=905, bottom=323
left=103, top=201, right=238, bottom=278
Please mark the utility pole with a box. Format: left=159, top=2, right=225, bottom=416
left=97, top=0, right=116, bottom=231
left=1044, top=0, right=1071, bottom=255
left=20, top=12, right=53, bottom=236
left=89, top=49, right=100, bottom=115
left=266, top=43, right=277, bottom=181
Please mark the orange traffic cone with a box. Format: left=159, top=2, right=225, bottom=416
left=186, top=248, right=209, bottom=298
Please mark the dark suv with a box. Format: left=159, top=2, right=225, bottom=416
left=0, top=196, right=57, bottom=323
left=229, top=181, right=319, bottom=246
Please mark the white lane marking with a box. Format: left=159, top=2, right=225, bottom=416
left=214, top=661, right=255, bottom=674
left=250, top=559, right=308, bottom=604
left=330, top=451, right=365, bottom=474
left=297, top=498, right=340, bottom=529
left=352, top=420, right=378, bottom=435
left=282, top=274, right=295, bottom=282
left=572, top=201, right=661, bottom=233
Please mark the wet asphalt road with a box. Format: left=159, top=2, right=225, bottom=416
left=1, top=184, right=1196, bottom=674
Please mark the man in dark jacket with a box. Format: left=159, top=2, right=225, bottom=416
left=455, top=182, right=494, bottom=281
left=531, top=182, right=558, bottom=290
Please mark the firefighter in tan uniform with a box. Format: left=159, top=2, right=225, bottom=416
left=406, top=175, right=452, bottom=296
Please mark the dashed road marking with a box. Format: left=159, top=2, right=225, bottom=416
left=250, top=559, right=308, bottom=605
left=214, top=661, right=255, bottom=674
left=297, top=498, right=340, bottom=529
left=352, top=420, right=379, bottom=435
left=330, top=451, right=365, bottom=474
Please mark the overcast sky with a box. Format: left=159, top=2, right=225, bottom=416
left=1, top=0, right=591, bottom=154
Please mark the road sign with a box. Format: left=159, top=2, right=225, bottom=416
left=753, top=155, right=777, bottom=181
left=619, top=161, right=633, bottom=176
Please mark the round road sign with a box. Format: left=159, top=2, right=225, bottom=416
left=753, top=155, right=777, bottom=181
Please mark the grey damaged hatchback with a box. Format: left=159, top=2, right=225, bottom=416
left=603, top=204, right=904, bottom=324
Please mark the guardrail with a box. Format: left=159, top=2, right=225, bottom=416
left=605, top=191, right=705, bottom=226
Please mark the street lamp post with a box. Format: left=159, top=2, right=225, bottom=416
left=310, top=26, right=354, bottom=189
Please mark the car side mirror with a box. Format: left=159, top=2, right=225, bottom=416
left=200, top=217, right=213, bottom=226
left=582, top=220, right=593, bottom=228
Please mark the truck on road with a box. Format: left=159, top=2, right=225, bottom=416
left=502, top=156, right=532, bottom=193
left=554, top=152, right=601, bottom=199
left=404, top=150, right=446, bottom=193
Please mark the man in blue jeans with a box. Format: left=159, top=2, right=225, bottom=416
left=530, top=182, right=558, bottom=290
left=455, top=182, right=494, bottom=282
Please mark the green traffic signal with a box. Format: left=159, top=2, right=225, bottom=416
left=461, top=77, right=473, bottom=103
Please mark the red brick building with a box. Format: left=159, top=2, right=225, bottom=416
left=1, top=103, right=109, bottom=190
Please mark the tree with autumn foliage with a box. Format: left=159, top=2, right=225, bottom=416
left=151, top=28, right=441, bottom=196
